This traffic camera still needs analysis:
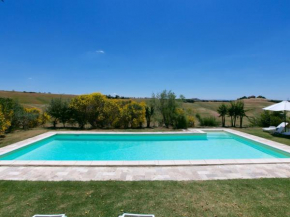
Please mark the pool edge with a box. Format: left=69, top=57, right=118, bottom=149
left=0, top=129, right=290, bottom=167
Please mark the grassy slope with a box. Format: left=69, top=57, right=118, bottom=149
left=0, top=179, right=289, bottom=217
left=184, top=98, right=274, bottom=126
left=0, top=90, right=75, bottom=109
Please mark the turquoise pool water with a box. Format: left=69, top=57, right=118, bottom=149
left=0, top=132, right=289, bottom=161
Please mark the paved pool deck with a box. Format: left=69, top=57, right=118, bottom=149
left=0, top=164, right=290, bottom=181
left=0, top=129, right=290, bottom=181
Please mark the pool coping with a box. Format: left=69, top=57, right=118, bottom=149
left=0, top=129, right=290, bottom=167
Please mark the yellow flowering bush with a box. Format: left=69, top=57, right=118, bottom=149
left=187, top=115, right=195, bottom=127
left=0, top=105, right=11, bottom=136
left=40, top=112, right=51, bottom=126
left=68, top=93, right=146, bottom=129
left=120, top=101, right=146, bottom=128
left=22, top=108, right=41, bottom=128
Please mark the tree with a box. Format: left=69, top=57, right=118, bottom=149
left=228, top=101, right=238, bottom=127
left=59, top=100, right=71, bottom=127
left=236, top=100, right=248, bottom=128
left=179, top=94, right=186, bottom=102
left=156, top=90, right=178, bottom=128
left=46, top=98, right=68, bottom=128
left=217, top=104, right=228, bottom=127
left=145, top=98, right=155, bottom=128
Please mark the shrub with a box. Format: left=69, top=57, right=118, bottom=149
left=187, top=115, right=195, bottom=127
left=0, top=105, right=11, bottom=136
left=39, top=112, right=50, bottom=126
left=196, top=114, right=219, bottom=127
left=0, top=97, right=23, bottom=131
left=100, top=100, right=121, bottom=128
left=249, top=111, right=283, bottom=127
left=69, top=95, right=89, bottom=129
left=23, top=108, right=41, bottom=129
left=173, top=108, right=188, bottom=129
left=174, top=113, right=188, bottom=129
left=119, top=101, right=146, bottom=128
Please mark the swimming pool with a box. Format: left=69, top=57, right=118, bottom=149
left=0, top=131, right=289, bottom=161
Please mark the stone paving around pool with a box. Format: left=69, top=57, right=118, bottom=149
left=0, top=164, right=290, bottom=181
left=1, top=128, right=290, bottom=181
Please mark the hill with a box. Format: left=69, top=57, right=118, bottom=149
left=183, top=98, right=274, bottom=126
left=0, top=91, right=76, bottom=109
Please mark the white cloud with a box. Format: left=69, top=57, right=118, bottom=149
left=96, top=50, right=105, bottom=54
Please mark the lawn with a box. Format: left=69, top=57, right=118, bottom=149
left=236, top=127, right=290, bottom=146
left=0, top=179, right=289, bottom=217
left=0, top=128, right=49, bottom=148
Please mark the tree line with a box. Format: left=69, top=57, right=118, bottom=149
left=46, top=91, right=195, bottom=130
left=0, top=90, right=196, bottom=136
left=217, top=101, right=248, bottom=128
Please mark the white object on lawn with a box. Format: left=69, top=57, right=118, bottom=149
left=33, top=215, right=67, bottom=217
left=119, top=213, right=155, bottom=217
left=263, top=122, right=288, bottom=133
left=263, top=101, right=290, bottom=133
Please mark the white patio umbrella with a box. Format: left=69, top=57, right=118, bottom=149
left=263, top=101, right=290, bottom=132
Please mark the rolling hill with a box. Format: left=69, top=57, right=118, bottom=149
left=0, top=91, right=76, bottom=109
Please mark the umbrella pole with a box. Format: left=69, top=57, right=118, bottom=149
left=285, top=111, right=287, bottom=133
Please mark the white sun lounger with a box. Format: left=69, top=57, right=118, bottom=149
left=33, top=215, right=67, bottom=217
left=263, top=122, right=288, bottom=133
left=119, top=213, right=155, bottom=217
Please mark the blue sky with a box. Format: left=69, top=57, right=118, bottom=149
left=1, top=0, right=290, bottom=99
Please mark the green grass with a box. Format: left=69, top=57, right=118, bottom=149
left=236, top=127, right=290, bottom=146
left=0, top=128, right=49, bottom=148
left=0, top=179, right=289, bottom=217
